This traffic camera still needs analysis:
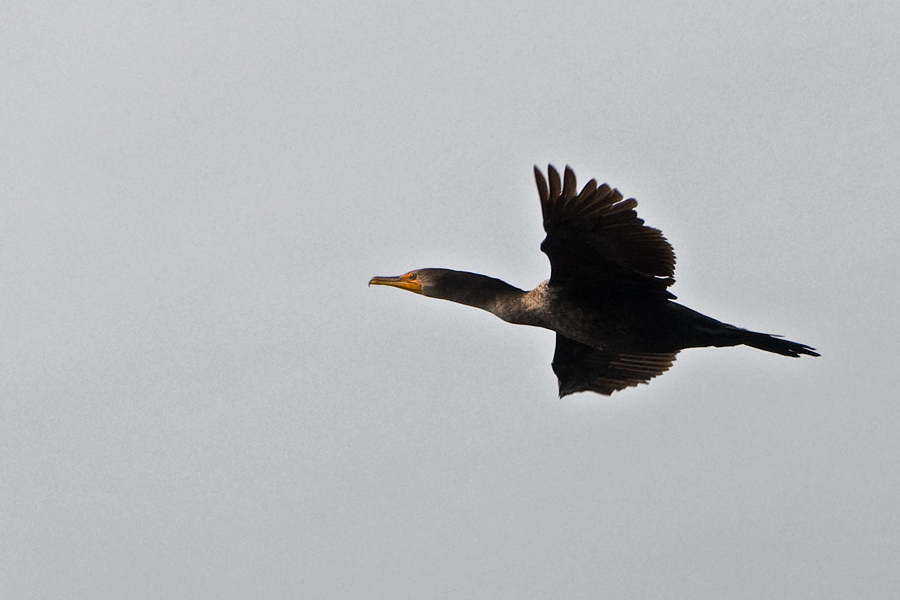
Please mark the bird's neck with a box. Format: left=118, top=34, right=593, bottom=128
left=435, top=274, right=555, bottom=329
left=430, top=273, right=526, bottom=315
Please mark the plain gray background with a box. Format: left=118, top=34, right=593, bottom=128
left=3, top=1, right=898, bottom=598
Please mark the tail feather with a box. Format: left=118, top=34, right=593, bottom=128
left=672, top=303, right=819, bottom=358
left=731, top=329, right=820, bottom=358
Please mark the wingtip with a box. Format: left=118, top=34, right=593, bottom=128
left=534, top=166, right=549, bottom=204
left=562, top=165, right=577, bottom=201
left=547, top=164, right=561, bottom=201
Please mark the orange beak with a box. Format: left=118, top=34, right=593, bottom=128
left=368, top=272, right=423, bottom=294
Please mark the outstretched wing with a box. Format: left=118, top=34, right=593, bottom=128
left=534, top=165, right=676, bottom=299
left=552, top=334, right=678, bottom=397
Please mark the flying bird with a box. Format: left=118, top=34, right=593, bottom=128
left=370, top=165, right=818, bottom=396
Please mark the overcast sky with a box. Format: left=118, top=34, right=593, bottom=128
left=2, top=1, right=899, bottom=598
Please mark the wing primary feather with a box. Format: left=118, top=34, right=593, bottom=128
left=571, top=180, right=598, bottom=212
left=594, top=185, right=621, bottom=210
left=580, top=179, right=597, bottom=197
left=562, top=166, right=578, bottom=202
left=534, top=166, right=549, bottom=220
left=534, top=166, right=549, bottom=203
left=548, top=165, right=561, bottom=205
left=605, top=198, right=639, bottom=215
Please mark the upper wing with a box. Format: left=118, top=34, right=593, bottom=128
left=552, top=334, right=678, bottom=397
left=534, top=165, right=676, bottom=299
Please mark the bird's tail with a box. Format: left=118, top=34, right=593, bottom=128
left=723, top=328, right=820, bottom=358
left=669, top=303, right=819, bottom=357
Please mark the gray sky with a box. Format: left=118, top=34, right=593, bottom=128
left=3, top=1, right=898, bottom=598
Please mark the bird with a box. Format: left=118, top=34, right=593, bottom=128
left=369, top=165, right=819, bottom=397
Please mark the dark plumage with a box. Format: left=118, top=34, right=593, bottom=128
left=370, top=165, right=818, bottom=396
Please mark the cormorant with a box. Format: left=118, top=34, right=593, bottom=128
left=370, top=165, right=818, bottom=396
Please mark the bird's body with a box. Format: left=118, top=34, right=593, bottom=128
left=370, top=165, right=818, bottom=396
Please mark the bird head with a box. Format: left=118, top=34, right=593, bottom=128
left=368, top=270, right=425, bottom=295
left=369, top=269, right=523, bottom=311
